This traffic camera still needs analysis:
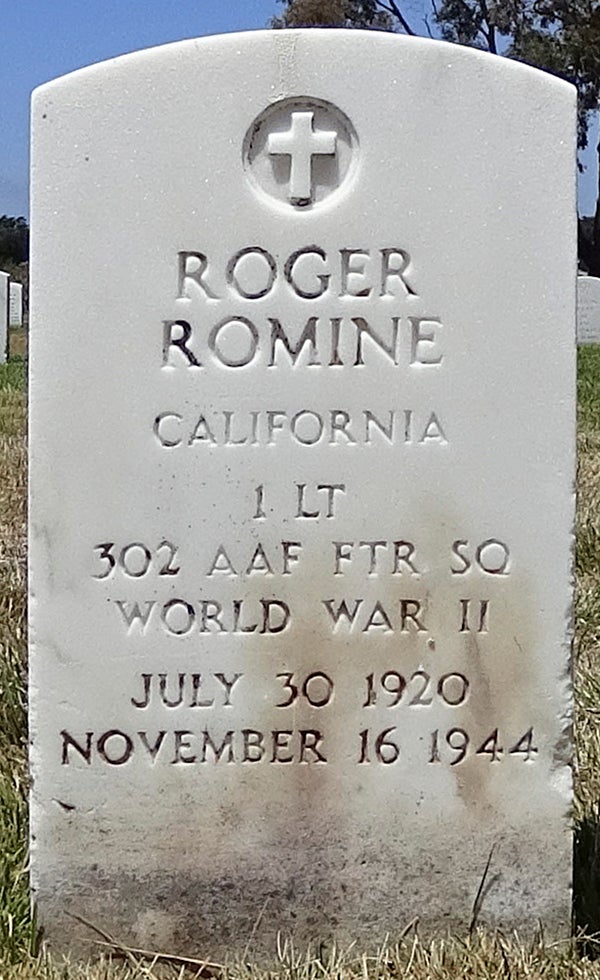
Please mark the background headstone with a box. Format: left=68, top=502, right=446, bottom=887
left=9, top=281, right=23, bottom=328
left=577, top=275, right=600, bottom=344
left=0, top=272, right=9, bottom=363
left=30, top=30, right=576, bottom=959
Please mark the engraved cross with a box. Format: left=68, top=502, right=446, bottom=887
left=267, top=111, right=337, bottom=206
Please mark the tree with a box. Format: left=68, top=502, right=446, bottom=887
left=528, top=0, right=600, bottom=273
left=271, top=0, right=600, bottom=270
left=0, top=216, right=29, bottom=269
left=270, top=0, right=397, bottom=32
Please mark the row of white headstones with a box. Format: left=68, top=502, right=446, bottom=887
left=0, top=272, right=24, bottom=364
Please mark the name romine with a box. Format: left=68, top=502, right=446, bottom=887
left=162, top=246, right=445, bottom=370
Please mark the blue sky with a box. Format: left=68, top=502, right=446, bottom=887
left=1, top=0, right=596, bottom=218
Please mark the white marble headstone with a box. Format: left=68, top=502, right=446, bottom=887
left=30, top=31, right=576, bottom=959
left=9, top=281, right=23, bottom=327
left=0, top=272, right=9, bottom=363
left=577, top=275, right=600, bottom=344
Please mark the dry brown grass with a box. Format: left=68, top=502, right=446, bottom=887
left=4, top=932, right=600, bottom=980
left=8, top=328, right=27, bottom=361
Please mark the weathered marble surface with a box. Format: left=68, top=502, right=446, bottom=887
left=29, top=30, right=576, bottom=959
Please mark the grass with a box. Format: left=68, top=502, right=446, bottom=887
left=0, top=350, right=31, bottom=968
left=0, top=343, right=599, bottom=977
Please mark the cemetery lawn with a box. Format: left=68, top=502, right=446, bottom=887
left=0, top=347, right=599, bottom=979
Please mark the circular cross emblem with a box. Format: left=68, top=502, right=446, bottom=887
left=244, top=97, right=358, bottom=210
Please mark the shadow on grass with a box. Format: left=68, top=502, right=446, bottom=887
left=574, top=811, right=600, bottom=954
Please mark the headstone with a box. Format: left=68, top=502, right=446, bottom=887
left=9, top=281, right=23, bottom=327
left=30, top=30, right=576, bottom=959
left=577, top=275, right=600, bottom=344
left=0, top=272, right=8, bottom=363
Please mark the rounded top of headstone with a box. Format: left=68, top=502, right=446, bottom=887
left=32, top=28, right=576, bottom=100
left=32, top=29, right=575, bottom=224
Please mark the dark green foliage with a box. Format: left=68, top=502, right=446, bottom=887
left=0, top=217, right=28, bottom=268
left=270, top=0, right=395, bottom=30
